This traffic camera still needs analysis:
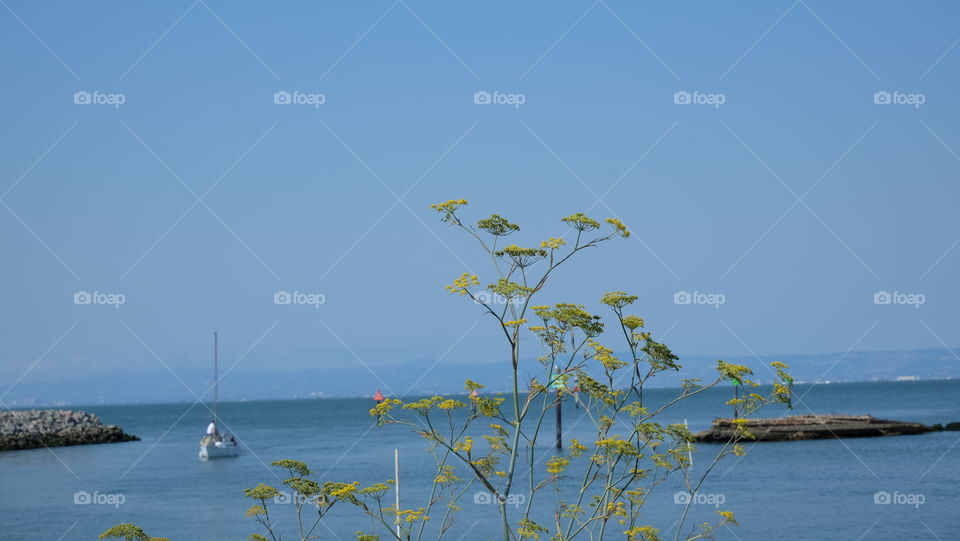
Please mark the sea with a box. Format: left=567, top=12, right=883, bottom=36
left=2, top=380, right=958, bottom=541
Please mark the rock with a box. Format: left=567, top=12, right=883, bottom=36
left=943, top=422, right=960, bottom=431
left=0, top=409, right=139, bottom=451
left=692, top=414, right=936, bottom=443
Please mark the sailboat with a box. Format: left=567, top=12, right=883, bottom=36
left=199, top=331, right=241, bottom=459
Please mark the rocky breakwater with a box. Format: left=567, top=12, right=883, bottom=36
left=692, top=414, right=940, bottom=442
left=0, top=409, right=139, bottom=451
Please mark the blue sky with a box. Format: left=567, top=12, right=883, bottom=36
left=1, top=1, right=959, bottom=387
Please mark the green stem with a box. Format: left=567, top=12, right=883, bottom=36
left=501, top=344, right=522, bottom=541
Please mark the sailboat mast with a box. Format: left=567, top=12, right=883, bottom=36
left=213, top=331, right=219, bottom=426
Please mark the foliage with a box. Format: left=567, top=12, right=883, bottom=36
left=364, top=200, right=793, bottom=541
left=99, top=524, right=168, bottom=541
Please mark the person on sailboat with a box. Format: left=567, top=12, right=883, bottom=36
left=206, top=419, right=219, bottom=440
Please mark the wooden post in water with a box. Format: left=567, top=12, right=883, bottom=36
left=551, top=368, right=564, bottom=449
left=555, top=387, right=562, bottom=450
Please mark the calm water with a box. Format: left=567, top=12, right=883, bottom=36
left=2, top=381, right=958, bottom=541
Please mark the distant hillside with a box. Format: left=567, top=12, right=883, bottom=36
left=3, top=347, right=957, bottom=407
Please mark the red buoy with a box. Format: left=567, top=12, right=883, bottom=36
left=374, top=389, right=384, bottom=403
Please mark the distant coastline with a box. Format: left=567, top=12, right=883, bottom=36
left=4, top=346, right=958, bottom=407
left=4, top=378, right=957, bottom=409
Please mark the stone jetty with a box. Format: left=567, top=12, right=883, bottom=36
left=0, top=409, right=139, bottom=451
left=692, top=414, right=940, bottom=443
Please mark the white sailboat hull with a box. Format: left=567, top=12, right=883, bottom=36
left=199, top=439, right=241, bottom=459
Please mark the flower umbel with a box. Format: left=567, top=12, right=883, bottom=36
left=430, top=199, right=468, bottom=224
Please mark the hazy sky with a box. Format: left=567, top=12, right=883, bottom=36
left=1, top=1, right=959, bottom=387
